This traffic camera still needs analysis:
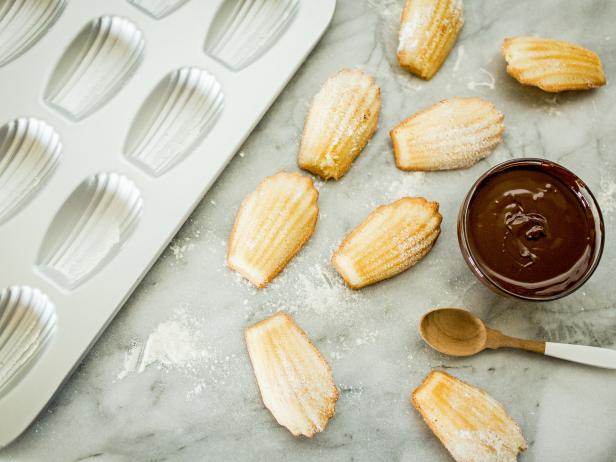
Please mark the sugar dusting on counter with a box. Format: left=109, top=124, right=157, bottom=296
left=116, top=305, right=208, bottom=380
left=115, top=305, right=236, bottom=398
left=450, top=429, right=521, bottom=462
left=248, top=262, right=362, bottom=319
left=167, top=225, right=201, bottom=263
left=385, top=171, right=426, bottom=200
left=138, top=319, right=207, bottom=373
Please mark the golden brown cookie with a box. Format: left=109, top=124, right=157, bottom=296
left=413, top=371, right=527, bottom=462
left=332, top=197, right=441, bottom=289
left=501, top=36, right=606, bottom=92
left=391, top=97, right=504, bottom=171
left=397, top=0, right=464, bottom=79
left=298, top=68, right=381, bottom=180
left=245, top=312, right=339, bottom=437
left=227, top=171, right=318, bottom=288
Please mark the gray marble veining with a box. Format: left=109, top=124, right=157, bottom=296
left=2, top=0, right=616, bottom=461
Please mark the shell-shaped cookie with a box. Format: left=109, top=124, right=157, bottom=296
left=245, top=312, right=338, bottom=437
left=412, top=371, right=527, bottom=462
left=501, top=36, right=606, bottom=92
left=390, top=97, right=504, bottom=171
left=332, top=197, right=441, bottom=289
left=227, top=171, right=318, bottom=288
left=397, top=0, right=464, bottom=80
left=298, top=68, right=381, bottom=180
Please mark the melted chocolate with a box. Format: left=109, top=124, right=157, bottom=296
left=466, top=165, right=596, bottom=298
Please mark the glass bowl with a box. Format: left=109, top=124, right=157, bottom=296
left=457, top=158, right=605, bottom=301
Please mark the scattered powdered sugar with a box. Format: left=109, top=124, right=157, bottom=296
left=377, top=170, right=427, bottom=205
left=326, top=328, right=380, bottom=361
left=116, top=339, right=142, bottom=381
left=187, top=382, right=206, bottom=399
left=115, top=305, right=236, bottom=398
left=138, top=319, right=207, bottom=373
left=263, top=263, right=363, bottom=319
left=308, top=72, right=378, bottom=176
left=354, top=167, right=427, bottom=210
left=397, top=12, right=428, bottom=53
left=116, top=305, right=208, bottom=379
left=337, top=382, right=365, bottom=403
left=169, top=242, right=190, bottom=261
left=532, top=95, right=563, bottom=116
left=166, top=225, right=201, bottom=263
left=396, top=0, right=461, bottom=55
left=237, top=261, right=385, bottom=362
left=354, top=329, right=379, bottom=346
left=448, top=429, right=522, bottom=462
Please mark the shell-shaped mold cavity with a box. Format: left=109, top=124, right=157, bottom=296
left=44, top=16, right=145, bottom=120
left=0, top=286, right=56, bottom=399
left=0, top=118, right=62, bottom=224
left=124, top=67, right=224, bottom=176
left=204, top=0, right=299, bottom=71
left=0, top=0, right=66, bottom=67
left=37, top=172, right=143, bottom=288
left=128, top=0, right=189, bottom=19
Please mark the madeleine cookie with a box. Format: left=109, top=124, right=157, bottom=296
left=245, top=312, right=339, bottom=437
left=298, top=68, right=381, bottom=180
left=412, top=371, right=527, bottom=462
left=501, top=36, right=606, bottom=92
left=227, top=171, right=318, bottom=288
left=397, top=0, right=464, bottom=80
left=332, top=197, right=441, bottom=289
left=391, top=97, right=504, bottom=171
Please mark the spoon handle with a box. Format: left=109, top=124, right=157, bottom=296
left=545, top=342, right=616, bottom=369
left=486, top=329, right=546, bottom=354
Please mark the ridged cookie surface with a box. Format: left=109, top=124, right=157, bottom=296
left=391, top=97, right=504, bottom=171
left=227, top=171, right=318, bottom=288
left=245, top=312, right=339, bottom=437
left=332, top=197, right=441, bottom=289
left=412, top=371, right=527, bottom=462
left=298, top=68, right=381, bottom=180
left=501, top=36, right=606, bottom=92
left=397, top=0, right=464, bottom=79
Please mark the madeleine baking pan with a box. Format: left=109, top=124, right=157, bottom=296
left=0, top=0, right=336, bottom=446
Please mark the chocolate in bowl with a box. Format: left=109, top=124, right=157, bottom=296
left=458, top=158, right=604, bottom=301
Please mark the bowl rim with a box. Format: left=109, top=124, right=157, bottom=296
left=457, top=157, right=605, bottom=301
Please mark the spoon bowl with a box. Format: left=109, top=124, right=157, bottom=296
left=419, top=308, right=488, bottom=357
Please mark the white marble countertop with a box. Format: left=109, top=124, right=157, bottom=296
left=3, top=0, right=616, bottom=461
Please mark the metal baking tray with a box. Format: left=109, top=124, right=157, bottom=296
left=0, top=0, right=336, bottom=446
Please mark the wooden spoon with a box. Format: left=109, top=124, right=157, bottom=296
left=419, top=308, right=616, bottom=369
